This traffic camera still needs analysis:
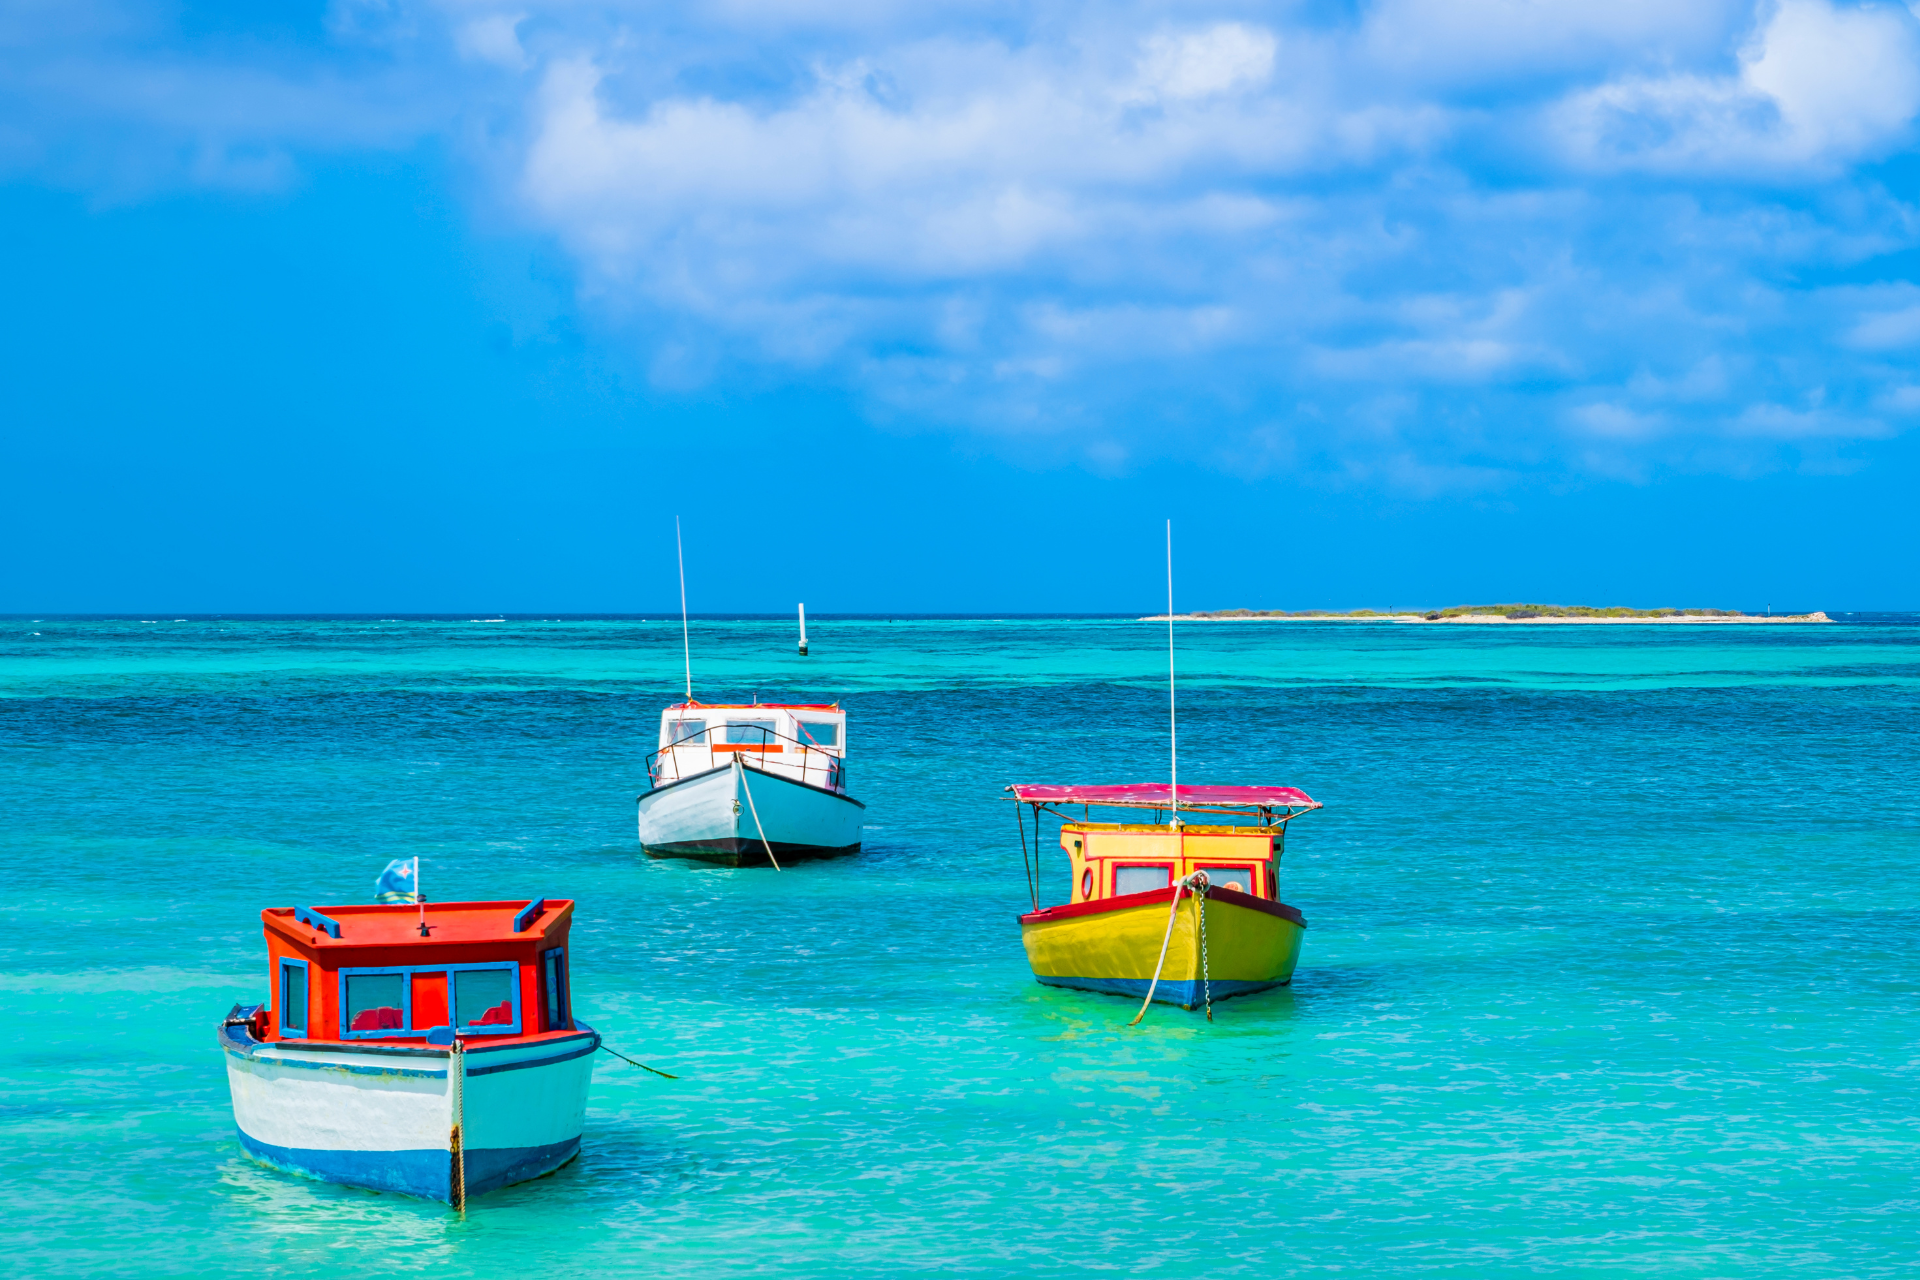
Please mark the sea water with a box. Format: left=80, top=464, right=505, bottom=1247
left=1, top=615, right=1916, bottom=1278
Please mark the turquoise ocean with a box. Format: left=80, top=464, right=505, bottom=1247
left=3, top=615, right=1917, bottom=1278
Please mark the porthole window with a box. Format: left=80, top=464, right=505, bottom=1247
left=1080, top=868, right=1093, bottom=899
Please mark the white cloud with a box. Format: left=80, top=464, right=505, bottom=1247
left=1847, top=303, right=1920, bottom=348
left=1553, top=0, right=1920, bottom=172
left=455, top=13, right=528, bottom=70
left=6, top=0, right=1920, bottom=487
left=1136, top=24, right=1277, bottom=102
left=1571, top=403, right=1667, bottom=440
left=1361, top=0, right=1744, bottom=85
left=1875, top=383, right=1920, bottom=411
left=1730, top=401, right=1891, bottom=439
left=518, top=35, right=1434, bottom=316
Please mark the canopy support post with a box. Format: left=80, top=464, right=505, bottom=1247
left=1017, top=799, right=1038, bottom=911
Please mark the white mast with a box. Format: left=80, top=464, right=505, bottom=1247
left=676, top=516, right=692, bottom=700
left=798, top=602, right=809, bottom=656
left=1167, top=519, right=1179, bottom=827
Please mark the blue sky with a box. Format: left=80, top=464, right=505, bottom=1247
left=2, top=0, right=1917, bottom=611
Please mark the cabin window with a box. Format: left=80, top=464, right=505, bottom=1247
left=336, top=964, right=523, bottom=1038
left=345, top=972, right=406, bottom=1034
left=278, top=958, right=308, bottom=1037
left=796, top=721, right=839, bottom=747
left=724, top=720, right=777, bottom=745
left=667, top=719, right=706, bottom=745
left=454, top=966, right=517, bottom=1031
left=1115, top=865, right=1173, bottom=896
left=543, top=948, right=571, bottom=1031
left=1197, top=866, right=1257, bottom=895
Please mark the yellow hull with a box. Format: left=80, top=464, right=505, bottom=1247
left=1020, top=890, right=1306, bottom=1008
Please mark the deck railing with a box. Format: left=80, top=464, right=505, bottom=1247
left=645, top=723, right=847, bottom=793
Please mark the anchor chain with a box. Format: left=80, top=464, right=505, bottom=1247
left=1197, top=877, right=1213, bottom=1022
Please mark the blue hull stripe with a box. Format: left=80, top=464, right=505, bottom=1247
left=224, top=1038, right=597, bottom=1079
left=237, top=1130, right=580, bottom=1202
left=1034, top=975, right=1283, bottom=1006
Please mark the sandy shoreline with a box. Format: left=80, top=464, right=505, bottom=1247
left=1141, top=612, right=1833, bottom=625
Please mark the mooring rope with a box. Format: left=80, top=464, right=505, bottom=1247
left=736, top=757, right=782, bottom=871
left=598, top=1042, right=679, bottom=1079
left=1129, top=871, right=1209, bottom=1027
left=450, top=1036, right=467, bottom=1214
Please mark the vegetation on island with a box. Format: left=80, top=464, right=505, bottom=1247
left=1190, top=604, right=1748, bottom=620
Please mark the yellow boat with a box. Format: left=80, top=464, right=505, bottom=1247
left=1012, top=783, right=1321, bottom=1012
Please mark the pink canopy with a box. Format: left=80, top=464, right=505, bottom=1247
left=1007, top=783, right=1319, bottom=810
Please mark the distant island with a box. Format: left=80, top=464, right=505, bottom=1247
left=1143, top=605, right=1832, bottom=624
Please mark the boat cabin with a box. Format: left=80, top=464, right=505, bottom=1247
left=647, top=701, right=848, bottom=793
left=256, top=898, right=575, bottom=1044
left=1009, top=783, right=1320, bottom=908
left=1061, top=823, right=1280, bottom=903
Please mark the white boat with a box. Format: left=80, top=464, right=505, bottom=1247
left=637, top=701, right=863, bottom=865
left=219, top=898, right=598, bottom=1205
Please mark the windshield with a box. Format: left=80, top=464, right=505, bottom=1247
left=724, top=720, right=778, bottom=744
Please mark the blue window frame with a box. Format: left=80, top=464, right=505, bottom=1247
left=337, top=962, right=524, bottom=1040
left=543, top=948, right=571, bottom=1031
left=278, top=958, right=309, bottom=1038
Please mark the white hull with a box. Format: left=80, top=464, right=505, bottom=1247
left=220, top=1018, right=598, bottom=1202
left=637, top=756, right=864, bottom=865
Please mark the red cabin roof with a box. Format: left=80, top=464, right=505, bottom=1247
left=261, top=899, right=576, bottom=1045
left=265, top=898, right=568, bottom=950
left=668, top=701, right=840, bottom=711
left=1007, top=783, right=1319, bottom=810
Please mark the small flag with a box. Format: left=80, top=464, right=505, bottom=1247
left=374, top=858, right=419, bottom=904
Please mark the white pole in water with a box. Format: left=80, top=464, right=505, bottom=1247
left=1167, top=519, right=1179, bottom=827
left=415, top=856, right=425, bottom=935
left=676, top=516, right=692, bottom=700
left=798, top=602, right=809, bottom=656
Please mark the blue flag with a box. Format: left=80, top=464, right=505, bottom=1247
left=374, top=858, right=419, bottom=904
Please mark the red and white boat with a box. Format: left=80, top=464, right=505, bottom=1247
left=218, top=897, right=597, bottom=1204
left=637, top=701, right=863, bottom=865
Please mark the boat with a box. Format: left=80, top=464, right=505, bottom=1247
left=218, top=896, right=598, bottom=1205
left=1012, top=783, right=1321, bottom=1011
left=637, top=701, right=863, bottom=865
left=640, top=519, right=862, bottom=867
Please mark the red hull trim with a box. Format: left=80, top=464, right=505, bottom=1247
left=1021, top=885, right=1306, bottom=928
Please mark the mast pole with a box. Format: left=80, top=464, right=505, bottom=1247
left=1167, top=519, right=1179, bottom=827
left=676, top=516, right=692, bottom=700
